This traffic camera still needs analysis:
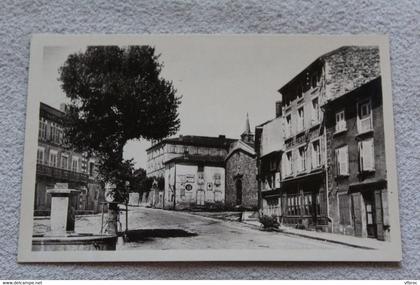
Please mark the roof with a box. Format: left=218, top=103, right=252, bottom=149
left=278, top=46, right=380, bottom=98
left=164, top=154, right=225, bottom=167
left=39, top=102, right=65, bottom=123
left=225, top=140, right=256, bottom=161
left=147, top=135, right=235, bottom=152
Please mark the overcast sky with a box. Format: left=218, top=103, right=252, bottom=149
left=41, top=36, right=358, bottom=169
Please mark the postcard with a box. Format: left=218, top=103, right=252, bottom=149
left=18, top=34, right=402, bottom=262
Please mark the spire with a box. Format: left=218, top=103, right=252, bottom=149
left=241, top=113, right=254, bottom=146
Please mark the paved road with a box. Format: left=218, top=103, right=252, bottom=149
left=33, top=206, right=364, bottom=251
left=116, top=207, right=355, bottom=251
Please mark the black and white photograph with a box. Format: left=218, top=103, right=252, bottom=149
left=17, top=34, right=402, bottom=262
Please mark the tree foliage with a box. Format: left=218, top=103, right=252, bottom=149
left=59, top=46, right=181, bottom=202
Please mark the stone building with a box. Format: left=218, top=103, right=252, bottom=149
left=323, top=76, right=389, bottom=241
left=277, top=54, right=328, bottom=231
left=146, top=135, right=234, bottom=209
left=225, top=115, right=258, bottom=210
left=35, top=102, right=104, bottom=216
left=256, top=46, right=385, bottom=235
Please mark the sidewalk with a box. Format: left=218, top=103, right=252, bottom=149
left=189, top=211, right=389, bottom=250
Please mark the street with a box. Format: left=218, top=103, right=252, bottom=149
left=34, top=206, right=369, bottom=251
left=116, top=207, right=360, bottom=251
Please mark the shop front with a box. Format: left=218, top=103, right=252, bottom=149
left=280, top=170, right=328, bottom=231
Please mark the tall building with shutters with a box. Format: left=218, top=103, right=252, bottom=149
left=35, top=102, right=104, bottom=216
left=323, top=76, right=389, bottom=241
left=256, top=46, right=388, bottom=240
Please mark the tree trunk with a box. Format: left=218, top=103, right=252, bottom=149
left=106, top=202, right=119, bottom=236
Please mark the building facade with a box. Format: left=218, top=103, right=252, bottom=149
left=35, top=103, right=104, bottom=216
left=255, top=114, right=284, bottom=218
left=164, top=155, right=226, bottom=210
left=225, top=116, right=258, bottom=210
left=278, top=59, right=328, bottom=231
left=324, top=76, right=389, bottom=241
left=147, top=135, right=234, bottom=209
left=256, top=46, right=386, bottom=238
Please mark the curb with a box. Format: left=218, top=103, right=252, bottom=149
left=279, top=229, right=376, bottom=250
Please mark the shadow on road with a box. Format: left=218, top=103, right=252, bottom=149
left=120, top=229, right=198, bottom=242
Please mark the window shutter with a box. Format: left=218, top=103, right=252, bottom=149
left=311, top=143, right=315, bottom=169
left=358, top=141, right=363, bottom=172
left=341, top=146, right=348, bottom=175
left=344, top=146, right=349, bottom=174
left=369, top=139, right=375, bottom=170
left=335, top=149, right=340, bottom=175
left=363, top=139, right=375, bottom=171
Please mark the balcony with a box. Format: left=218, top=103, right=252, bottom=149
left=36, top=164, right=89, bottom=183
left=357, top=116, right=373, bottom=135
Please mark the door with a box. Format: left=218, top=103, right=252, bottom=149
left=236, top=179, right=242, bottom=206
left=364, top=192, right=377, bottom=238
left=197, top=190, right=205, bottom=206
left=351, top=193, right=363, bottom=237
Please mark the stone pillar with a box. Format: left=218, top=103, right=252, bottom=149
left=106, top=202, right=119, bottom=236
left=46, top=183, right=79, bottom=236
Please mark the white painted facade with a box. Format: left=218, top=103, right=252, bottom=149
left=164, top=163, right=225, bottom=210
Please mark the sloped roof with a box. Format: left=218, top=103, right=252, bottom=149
left=147, top=135, right=235, bottom=151
left=165, top=154, right=225, bottom=167
left=225, top=139, right=256, bottom=161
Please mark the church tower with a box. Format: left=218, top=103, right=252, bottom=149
left=240, top=113, right=254, bottom=146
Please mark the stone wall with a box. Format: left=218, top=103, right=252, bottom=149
left=225, top=151, right=258, bottom=209
left=324, top=46, right=381, bottom=102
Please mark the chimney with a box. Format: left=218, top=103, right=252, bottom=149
left=218, top=135, right=226, bottom=139
left=59, top=103, right=67, bottom=113
left=275, top=100, right=282, bottom=118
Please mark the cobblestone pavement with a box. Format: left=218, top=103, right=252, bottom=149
left=33, top=206, right=371, bottom=252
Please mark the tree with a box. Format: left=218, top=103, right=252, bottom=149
left=59, top=46, right=181, bottom=233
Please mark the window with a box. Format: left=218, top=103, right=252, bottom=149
left=287, top=194, right=301, bottom=216
left=89, top=162, right=95, bottom=176
left=338, top=194, right=351, bottom=225
left=335, top=145, right=349, bottom=176
left=284, top=151, right=293, bottom=176
left=303, top=193, right=313, bottom=216
left=49, top=150, right=58, bottom=167
left=335, top=110, right=347, bottom=133
left=50, top=122, right=56, bottom=142
left=297, top=146, right=306, bottom=173
left=311, top=97, right=320, bottom=124
left=39, top=119, right=47, bottom=140
left=37, top=147, right=44, bottom=164
left=311, top=140, right=321, bottom=169
left=358, top=138, right=375, bottom=172
left=61, top=154, right=68, bottom=169
left=297, top=106, right=304, bottom=132
left=72, top=157, right=79, bottom=172
left=269, top=157, right=277, bottom=171
left=357, top=100, right=373, bottom=133
left=285, top=114, right=292, bottom=138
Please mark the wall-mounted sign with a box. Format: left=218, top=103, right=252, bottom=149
left=186, top=174, right=195, bottom=183
left=178, top=175, right=186, bottom=183
left=206, top=182, right=213, bottom=191
left=185, top=183, right=193, bottom=191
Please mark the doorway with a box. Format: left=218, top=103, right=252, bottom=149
left=196, top=190, right=205, bottom=206
left=236, top=179, right=242, bottom=206
left=364, top=192, right=377, bottom=238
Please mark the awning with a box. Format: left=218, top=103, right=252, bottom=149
left=349, top=179, right=387, bottom=192
left=281, top=168, right=325, bottom=185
